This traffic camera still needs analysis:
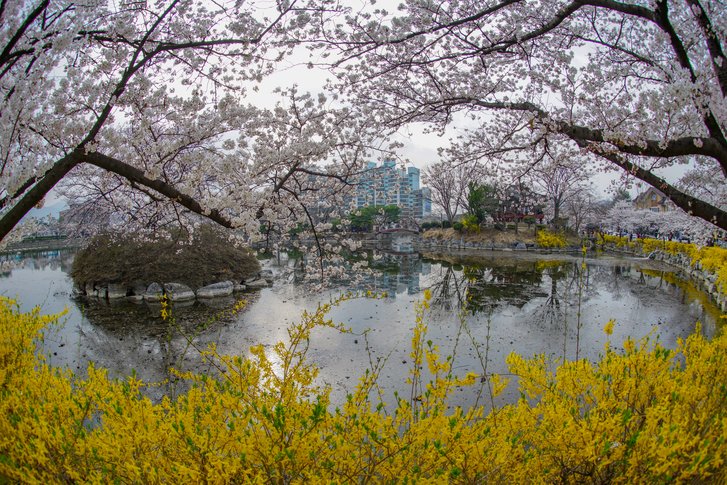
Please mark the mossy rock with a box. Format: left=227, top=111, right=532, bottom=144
left=71, top=226, right=261, bottom=290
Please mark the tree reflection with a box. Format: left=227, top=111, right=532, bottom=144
left=71, top=296, right=246, bottom=401
left=530, top=260, right=572, bottom=328
left=424, top=253, right=546, bottom=314
left=421, top=254, right=622, bottom=360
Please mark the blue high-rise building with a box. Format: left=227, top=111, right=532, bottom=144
left=354, top=160, right=431, bottom=219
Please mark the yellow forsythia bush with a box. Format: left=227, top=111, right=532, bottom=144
left=693, top=245, right=727, bottom=296
left=600, top=234, right=630, bottom=248
left=1, top=295, right=726, bottom=483
left=536, top=229, right=567, bottom=248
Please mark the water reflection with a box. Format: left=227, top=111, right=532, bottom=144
left=70, top=296, right=249, bottom=399
left=1, top=249, right=74, bottom=274
left=426, top=254, right=548, bottom=313
left=0, top=248, right=721, bottom=409
left=367, top=253, right=428, bottom=295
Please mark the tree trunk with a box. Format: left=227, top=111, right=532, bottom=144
left=0, top=152, right=81, bottom=242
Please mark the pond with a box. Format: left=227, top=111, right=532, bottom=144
left=0, top=248, right=721, bottom=410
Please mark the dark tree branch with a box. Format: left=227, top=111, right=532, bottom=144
left=578, top=142, right=727, bottom=230
left=281, top=185, right=325, bottom=277
left=84, top=151, right=233, bottom=229
left=476, top=2, right=583, bottom=57
left=577, top=0, right=655, bottom=21
left=294, top=166, right=353, bottom=185
left=556, top=123, right=727, bottom=164
left=0, top=150, right=80, bottom=241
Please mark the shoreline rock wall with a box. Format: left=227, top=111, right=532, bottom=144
left=75, top=270, right=273, bottom=304
left=647, top=250, right=726, bottom=313
left=602, top=243, right=726, bottom=313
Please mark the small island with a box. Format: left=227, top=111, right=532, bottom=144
left=71, top=226, right=268, bottom=302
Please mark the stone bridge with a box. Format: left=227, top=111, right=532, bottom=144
left=376, top=228, right=419, bottom=235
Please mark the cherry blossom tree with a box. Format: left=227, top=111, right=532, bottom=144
left=325, top=0, right=727, bottom=231
left=601, top=200, right=658, bottom=234
left=677, top=157, right=727, bottom=211
left=422, top=160, right=472, bottom=225
left=0, top=0, right=378, bottom=245
left=600, top=198, right=718, bottom=242
left=523, top=145, right=593, bottom=226
left=563, top=189, right=601, bottom=233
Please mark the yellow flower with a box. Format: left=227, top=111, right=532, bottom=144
left=423, top=288, right=432, bottom=301
left=2, top=296, right=726, bottom=483
left=232, top=299, right=247, bottom=313
left=160, top=297, right=170, bottom=321
left=624, top=337, right=635, bottom=353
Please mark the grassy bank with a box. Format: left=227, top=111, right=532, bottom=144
left=421, top=227, right=581, bottom=248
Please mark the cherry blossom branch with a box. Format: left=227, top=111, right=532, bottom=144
left=580, top=143, right=727, bottom=230
left=684, top=0, right=727, bottom=96
left=648, top=0, right=727, bottom=157
left=0, top=0, right=50, bottom=71
left=0, top=150, right=80, bottom=241
left=84, top=152, right=234, bottom=229
left=423, top=96, right=727, bottom=230
left=433, top=97, right=727, bottom=170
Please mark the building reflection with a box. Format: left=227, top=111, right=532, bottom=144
left=1, top=249, right=74, bottom=275
left=367, top=251, right=430, bottom=296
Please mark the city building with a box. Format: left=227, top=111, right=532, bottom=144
left=353, top=160, right=432, bottom=219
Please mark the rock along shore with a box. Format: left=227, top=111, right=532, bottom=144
left=75, top=270, right=274, bottom=303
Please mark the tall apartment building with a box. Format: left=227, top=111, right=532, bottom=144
left=354, top=160, right=432, bottom=219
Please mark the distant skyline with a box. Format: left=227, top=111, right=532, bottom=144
left=25, top=199, right=68, bottom=221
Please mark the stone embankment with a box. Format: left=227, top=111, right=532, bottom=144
left=416, top=237, right=539, bottom=252
left=415, top=234, right=582, bottom=253
left=601, top=242, right=726, bottom=312
left=75, top=270, right=273, bottom=303
left=647, top=250, right=727, bottom=312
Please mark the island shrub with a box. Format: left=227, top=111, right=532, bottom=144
left=452, top=221, right=464, bottom=232
left=420, top=222, right=442, bottom=230
left=71, top=225, right=260, bottom=289
left=0, top=294, right=725, bottom=483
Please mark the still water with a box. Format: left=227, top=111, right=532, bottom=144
left=0, top=249, right=721, bottom=409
